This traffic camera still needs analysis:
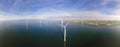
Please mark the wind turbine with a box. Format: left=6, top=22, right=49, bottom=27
left=39, top=19, right=42, bottom=28
left=25, top=16, right=29, bottom=31
left=59, top=18, right=69, bottom=47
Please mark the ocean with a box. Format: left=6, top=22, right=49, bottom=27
left=0, top=20, right=120, bottom=47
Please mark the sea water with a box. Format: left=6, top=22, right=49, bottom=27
left=0, top=20, right=120, bottom=47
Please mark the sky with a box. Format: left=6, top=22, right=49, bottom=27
left=0, top=0, right=120, bottom=20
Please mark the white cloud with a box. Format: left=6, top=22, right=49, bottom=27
left=113, top=0, right=120, bottom=3
left=101, top=0, right=111, bottom=6
left=0, top=13, right=26, bottom=21
left=29, top=8, right=71, bottom=17
left=69, top=10, right=120, bottom=20
left=0, top=10, right=120, bottom=21
left=113, top=9, right=120, bottom=16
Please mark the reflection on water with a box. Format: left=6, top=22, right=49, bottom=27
left=0, top=20, right=120, bottom=47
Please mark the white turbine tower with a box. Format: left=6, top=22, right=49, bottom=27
left=59, top=18, right=69, bottom=47
left=39, top=19, right=42, bottom=28
left=26, top=16, right=29, bottom=31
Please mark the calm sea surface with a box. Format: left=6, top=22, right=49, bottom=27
left=0, top=20, right=120, bottom=47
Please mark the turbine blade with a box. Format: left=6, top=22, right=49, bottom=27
left=65, top=23, right=69, bottom=27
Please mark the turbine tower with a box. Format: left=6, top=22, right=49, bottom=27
left=39, top=19, right=42, bottom=28
left=59, top=18, right=69, bottom=47
left=25, top=16, right=29, bottom=31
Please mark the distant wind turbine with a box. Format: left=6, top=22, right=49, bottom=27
left=39, top=19, right=42, bottom=28
left=25, top=16, right=29, bottom=31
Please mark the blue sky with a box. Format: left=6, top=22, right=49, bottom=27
left=0, top=0, right=120, bottom=20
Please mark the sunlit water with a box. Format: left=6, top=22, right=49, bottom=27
left=0, top=20, right=120, bottom=47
